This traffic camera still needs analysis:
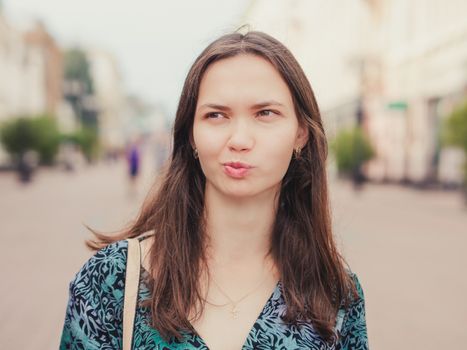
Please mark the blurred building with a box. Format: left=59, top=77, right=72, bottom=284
left=124, top=95, right=171, bottom=171
left=0, top=6, right=147, bottom=166
left=23, top=21, right=63, bottom=115
left=124, top=95, right=159, bottom=136
left=0, top=16, right=47, bottom=120
left=0, top=13, right=62, bottom=164
left=87, top=49, right=128, bottom=153
left=243, top=0, right=467, bottom=187
left=371, top=0, right=467, bottom=186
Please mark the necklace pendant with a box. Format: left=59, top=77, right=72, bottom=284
left=230, top=305, right=238, bottom=319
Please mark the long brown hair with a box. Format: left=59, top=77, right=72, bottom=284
left=88, top=29, right=356, bottom=343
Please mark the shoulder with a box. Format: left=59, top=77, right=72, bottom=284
left=334, top=269, right=364, bottom=308
left=336, top=269, right=368, bottom=342
left=346, top=270, right=365, bottom=303
left=89, top=239, right=129, bottom=266
left=61, top=240, right=132, bottom=348
left=335, top=270, right=365, bottom=319
left=69, top=240, right=129, bottom=301
left=333, top=270, right=369, bottom=348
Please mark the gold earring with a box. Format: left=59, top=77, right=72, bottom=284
left=294, top=146, right=301, bottom=158
left=193, top=148, right=199, bottom=159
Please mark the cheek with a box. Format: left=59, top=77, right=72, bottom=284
left=195, top=131, right=224, bottom=157
left=259, top=130, right=296, bottom=179
left=194, top=122, right=218, bottom=151
left=193, top=126, right=223, bottom=173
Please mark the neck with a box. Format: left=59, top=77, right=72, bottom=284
left=203, top=183, right=280, bottom=266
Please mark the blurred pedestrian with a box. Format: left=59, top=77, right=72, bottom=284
left=60, top=30, right=369, bottom=350
left=126, top=139, right=141, bottom=196
left=352, top=162, right=365, bottom=191
left=17, top=150, right=39, bottom=183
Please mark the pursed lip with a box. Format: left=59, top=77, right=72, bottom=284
left=223, top=161, right=253, bottom=169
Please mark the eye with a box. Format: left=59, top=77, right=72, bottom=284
left=257, top=109, right=277, bottom=118
left=205, top=112, right=225, bottom=119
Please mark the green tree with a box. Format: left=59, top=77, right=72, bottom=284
left=32, top=116, right=61, bottom=165
left=0, top=117, right=38, bottom=158
left=330, top=126, right=375, bottom=176
left=62, top=127, right=99, bottom=162
left=441, top=99, right=467, bottom=197
left=64, top=48, right=94, bottom=94
left=0, top=115, right=61, bottom=165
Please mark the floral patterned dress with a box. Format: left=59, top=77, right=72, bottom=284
left=59, top=239, right=369, bottom=349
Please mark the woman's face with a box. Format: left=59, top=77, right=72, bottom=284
left=192, top=53, right=308, bottom=199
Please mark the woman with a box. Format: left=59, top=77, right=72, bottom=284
left=60, top=30, right=368, bottom=350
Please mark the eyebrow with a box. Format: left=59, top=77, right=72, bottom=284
left=197, top=100, right=285, bottom=112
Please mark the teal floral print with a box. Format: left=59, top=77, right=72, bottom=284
left=60, top=239, right=369, bottom=349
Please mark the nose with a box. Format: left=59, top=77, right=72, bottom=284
left=226, top=117, right=254, bottom=152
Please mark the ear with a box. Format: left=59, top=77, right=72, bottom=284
left=189, top=128, right=196, bottom=149
left=295, top=123, right=309, bottom=149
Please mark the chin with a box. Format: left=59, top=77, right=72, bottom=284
left=206, top=177, right=279, bottom=199
left=221, top=183, right=276, bottom=199
left=222, top=188, right=258, bottom=198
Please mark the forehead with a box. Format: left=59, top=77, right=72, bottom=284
left=197, top=54, right=294, bottom=108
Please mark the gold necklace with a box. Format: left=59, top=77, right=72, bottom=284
left=203, top=263, right=274, bottom=319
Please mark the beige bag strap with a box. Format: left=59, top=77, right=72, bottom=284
left=123, top=238, right=141, bottom=350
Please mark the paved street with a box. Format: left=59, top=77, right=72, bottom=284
left=0, top=160, right=466, bottom=349
left=330, top=180, right=467, bottom=349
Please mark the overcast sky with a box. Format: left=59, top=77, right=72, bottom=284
left=4, top=0, right=251, bottom=115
